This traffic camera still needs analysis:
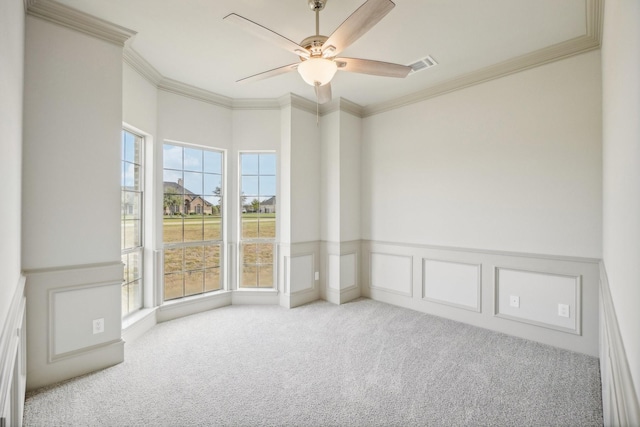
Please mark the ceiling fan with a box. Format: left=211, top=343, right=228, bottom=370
left=224, top=0, right=411, bottom=104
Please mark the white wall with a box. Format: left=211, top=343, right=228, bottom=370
left=23, top=17, right=124, bottom=270
left=602, top=0, right=640, bottom=400
left=0, top=0, right=24, bottom=324
left=123, top=63, right=158, bottom=135
left=339, top=111, right=362, bottom=242
left=289, top=107, right=321, bottom=244
left=362, top=51, right=602, bottom=259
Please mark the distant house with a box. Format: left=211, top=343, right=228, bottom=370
left=259, top=196, right=276, bottom=214
left=164, top=179, right=214, bottom=215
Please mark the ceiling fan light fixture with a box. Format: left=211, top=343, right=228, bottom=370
left=297, top=57, right=337, bottom=86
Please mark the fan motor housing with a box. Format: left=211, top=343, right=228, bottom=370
left=307, top=0, right=327, bottom=11
left=300, top=35, right=328, bottom=58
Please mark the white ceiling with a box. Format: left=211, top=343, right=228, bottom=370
left=55, top=0, right=588, bottom=107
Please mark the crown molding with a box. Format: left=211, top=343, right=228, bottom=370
left=27, top=0, right=135, bottom=47
left=158, top=78, right=233, bottom=109
left=278, top=93, right=318, bottom=115
left=24, top=0, right=37, bottom=12
left=362, top=0, right=603, bottom=117
left=231, top=98, right=281, bottom=111
left=320, top=98, right=364, bottom=118
left=123, top=47, right=162, bottom=86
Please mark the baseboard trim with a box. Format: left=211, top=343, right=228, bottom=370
left=0, top=275, right=27, bottom=427
left=599, top=262, right=640, bottom=426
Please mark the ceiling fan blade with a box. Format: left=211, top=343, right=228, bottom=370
left=237, top=63, right=299, bottom=84
left=322, top=0, right=395, bottom=56
left=315, top=82, right=332, bottom=104
left=335, top=57, right=410, bottom=78
left=224, top=13, right=309, bottom=58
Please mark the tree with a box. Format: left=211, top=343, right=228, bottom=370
left=163, top=188, right=182, bottom=215
left=251, top=198, right=260, bottom=213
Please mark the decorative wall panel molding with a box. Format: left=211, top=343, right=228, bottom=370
left=423, top=259, right=481, bottom=312
left=25, top=262, right=125, bottom=390
left=361, top=239, right=599, bottom=356
left=369, top=252, right=413, bottom=297
left=286, top=254, right=315, bottom=295
left=494, top=267, right=581, bottom=334
left=0, top=276, right=26, bottom=427
left=599, top=262, right=640, bottom=426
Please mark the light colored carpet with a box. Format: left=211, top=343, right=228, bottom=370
left=23, top=298, right=602, bottom=426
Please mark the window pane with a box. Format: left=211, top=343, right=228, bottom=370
left=184, top=216, right=204, bottom=241
left=184, top=172, right=203, bottom=195
left=205, top=245, right=220, bottom=268
left=163, top=215, right=183, bottom=243
left=257, top=243, right=273, bottom=264
left=163, top=145, right=182, bottom=170
left=258, top=265, right=273, bottom=288
left=185, top=270, right=204, bottom=296
left=242, top=176, right=259, bottom=197
left=259, top=176, right=276, bottom=197
left=184, top=246, right=204, bottom=271
left=242, top=243, right=257, bottom=264
left=204, top=215, right=221, bottom=241
left=124, top=133, right=135, bottom=163
left=204, top=174, right=221, bottom=198
left=129, top=279, right=142, bottom=313
left=164, top=273, right=184, bottom=300
left=164, top=248, right=183, bottom=273
left=258, top=216, right=276, bottom=239
left=204, top=151, right=222, bottom=174
left=205, top=267, right=221, bottom=292
left=241, top=154, right=259, bottom=175
left=242, top=265, right=258, bottom=287
left=128, top=251, right=142, bottom=283
left=259, top=154, right=276, bottom=175
left=164, top=170, right=182, bottom=187
left=242, top=216, right=258, bottom=239
left=184, top=148, right=203, bottom=172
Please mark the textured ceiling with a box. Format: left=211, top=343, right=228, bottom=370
left=55, top=0, right=589, bottom=107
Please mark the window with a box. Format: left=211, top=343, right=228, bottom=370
left=239, top=153, right=276, bottom=288
left=163, top=143, right=223, bottom=300
left=121, top=130, right=144, bottom=317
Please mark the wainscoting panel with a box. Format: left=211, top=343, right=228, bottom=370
left=599, top=262, right=640, bottom=426
left=370, top=252, right=413, bottom=297
left=25, top=262, right=125, bottom=390
left=0, top=276, right=26, bottom=427
left=280, top=241, right=320, bottom=308
left=361, top=240, right=599, bottom=356
left=287, top=254, right=314, bottom=294
left=50, top=282, right=121, bottom=359
left=495, top=268, right=580, bottom=334
left=423, top=259, right=480, bottom=312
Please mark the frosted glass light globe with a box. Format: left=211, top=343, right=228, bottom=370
left=297, top=58, right=337, bottom=86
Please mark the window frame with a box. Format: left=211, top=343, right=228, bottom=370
left=121, top=128, right=145, bottom=318
left=161, top=140, right=226, bottom=303
left=237, top=151, right=277, bottom=290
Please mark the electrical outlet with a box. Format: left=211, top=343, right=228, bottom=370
left=509, top=295, right=520, bottom=308
left=558, top=304, right=570, bottom=318
left=93, top=318, right=105, bottom=334
left=315, top=271, right=319, bottom=281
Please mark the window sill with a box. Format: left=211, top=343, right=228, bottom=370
left=234, top=287, right=279, bottom=294
left=122, top=307, right=156, bottom=330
